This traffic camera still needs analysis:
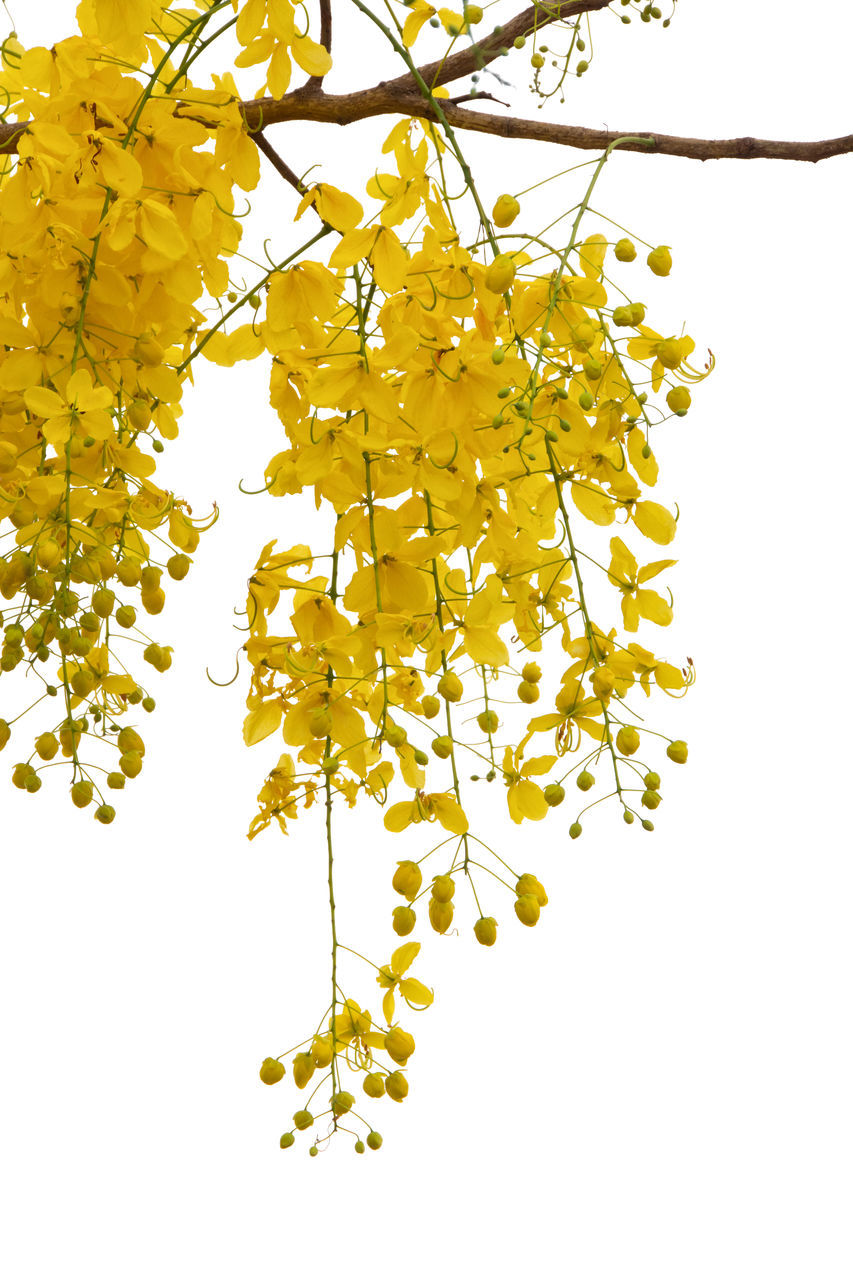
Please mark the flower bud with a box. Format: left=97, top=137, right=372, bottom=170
left=166, top=554, right=190, bottom=580
left=515, top=874, right=548, bottom=906
left=421, top=694, right=441, bottom=718
left=292, top=1052, right=315, bottom=1089
left=521, top=662, right=542, bottom=683
left=366, top=1131, right=383, bottom=1150
left=118, top=727, right=145, bottom=756
left=70, top=780, right=93, bottom=808
left=437, top=671, right=463, bottom=702
left=106, top=772, right=126, bottom=790
left=576, top=770, right=594, bottom=792
left=431, top=735, right=453, bottom=758
left=293, top=1109, right=313, bottom=1131
left=0, top=719, right=10, bottom=751
left=392, top=860, right=422, bottom=901
left=279, top=1132, right=295, bottom=1149
left=474, top=916, right=497, bottom=946
left=514, top=893, right=540, bottom=926
left=331, top=1090, right=354, bottom=1117
left=517, top=680, right=539, bottom=704
left=94, top=804, right=115, bottom=825
left=431, top=874, right=455, bottom=903
left=385, top=1071, right=409, bottom=1103
left=492, top=194, right=520, bottom=228
left=484, top=253, right=516, bottom=293
left=544, top=783, right=565, bottom=807
left=119, top=750, right=142, bottom=778
left=309, top=706, right=333, bottom=738
left=614, top=238, right=637, bottom=262
left=591, top=667, right=615, bottom=698
left=641, top=789, right=661, bottom=810
left=569, top=822, right=582, bottom=839
left=477, top=709, right=499, bottom=734
left=115, top=605, right=136, bottom=629
left=666, top=386, right=691, bottom=414
left=666, top=739, right=688, bottom=764
left=35, top=733, right=59, bottom=761
left=363, top=1072, right=386, bottom=1098
left=647, top=245, right=672, bottom=276
left=429, top=898, right=454, bottom=934
left=259, top=1057, right=285, bottom=1085
left=644, top=771, right=661, bottom=790
left=392, top=906, right=416, bottom=936
left=354, top=1140, right=365, bottom=1154
left=384, top=1028, right=415, bottom=1064
left=616, top=726, right=640, bottom=756
left=311, top=1034, right=333, bottom=1067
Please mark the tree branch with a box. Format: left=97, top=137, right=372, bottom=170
left=385, top=0, right=612, bottom=94
left=306, top=0, right=332, bottom=94
left=0, top=0, right=850, bottom=166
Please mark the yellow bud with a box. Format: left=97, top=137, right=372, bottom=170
left=309, top=707, right=333, bottom=738
left=0, top=719, right=11, bottom=750
left=666, top=386, right=691, bottom=413
left=492, top=194, right=520, bottom=228
left=429, top=898, right=454, bottom=934
left=293, top=1109, right=313, bottom=1130
left=421, top=694, right=441, bottom=718
left=91, top=588, right=115, bottom=618
left=117, top=727, right=145, bottom=755
left=431, top=735, right=453, bottom=759
left=132, top=335, right=163, bottom=366
left=641, top=789, right=661, bottom=810
left=385, top=1071, right=409, bottom=1103
left=591, top=667, right=615, bottom=698
left=521, top=662, right=542, bottom=683
left=127, top=399, right=150, bottom=431
left=515, top=873, right=548, bottom=906
left=655, top=339, right=683, bottom=370
left=474, top=916, right=497, bottom=946
left=35, top=732, right=59, bottom=761
left=311, top=1034, right=333, bottom=1067
left=544, top=783, right=565, bottom=807
left=292, top=1052, right=315, bottom=1089
left=366, top=1130, right=383, bottom=1150
left=616, top=726, right=640, bottom=756
left=517, top=680, right=540, bottom=704
left=614, top=238, right=637, bottom=262
left=330, top=1090, right=354, bottom=1117
left=431, top=874, right=455, bottom=903
left=36, top=539, right=62, bottom=570
left=363, top=1072, right=386, bottom=1098
left=484, top=253, right=516, bottom=294
left=259, top=1057, right=285, bottom=1085
left=576, top=770, right=595, bottom=792
left=119, top=750, right=143, bottom=778
left=70, top=668, right=96, bottom=698
left=116, top=560, right=141, bottom=587
left=647, top=245, right=672, bottom=277
left=667, top=739, right=688, bottom=764
left=141, top=588, right=165, bottom=615
left=392, top=906, right=416, bottom=936
left=166, top=553, right=190, bottom=581
left=514, top=893, right=540, bottom=927
left=384, top=1027, right=415, bottom=1064
left=437, top=671, right=463, bottom=702
left=279, top=1132, right=295, bottom=1149
left=94, top=804, right=115, bottom=825
left=477, top=709, right=499, bottom=734
left=392, top=860, right=422, bottom=901
left=70, top=780, right=93, bottom=808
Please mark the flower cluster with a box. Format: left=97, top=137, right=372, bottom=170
left=0, top=2, right=704, bottom=1155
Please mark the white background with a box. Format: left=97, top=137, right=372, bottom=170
left=2, top=2, right=852, bottom=1277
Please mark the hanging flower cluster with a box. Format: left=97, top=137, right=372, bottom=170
left=0, top=1, right=705, bottom=1156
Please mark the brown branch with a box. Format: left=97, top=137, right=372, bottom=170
left=0, top=0, right=850, bottom=166
left=306, top=0, right=332, bottom=94
left=250, top=132, right=307, bottom=194
left=384, top=0, right=612, bottom=94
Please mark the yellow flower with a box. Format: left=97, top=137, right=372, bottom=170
left=376, top=942, right=434, bottom=1024
left=607, top=536, right=675, bottom=631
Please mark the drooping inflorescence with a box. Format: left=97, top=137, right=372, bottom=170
left=0, top=0, right=701, bottom=1156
